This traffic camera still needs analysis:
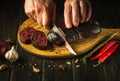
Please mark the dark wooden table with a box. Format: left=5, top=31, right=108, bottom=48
left=0, top=0, right=120, bottom=81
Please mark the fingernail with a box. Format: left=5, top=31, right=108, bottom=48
left=74, top=22, right=79, bottom=27
left=66, top=24, right=72, bottom=28
left=80, top=18, right=86, bottom=23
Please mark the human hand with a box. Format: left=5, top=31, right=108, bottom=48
left=24, top=0, right=56, bottom=28
left=64, top=0, right=92, bottom=28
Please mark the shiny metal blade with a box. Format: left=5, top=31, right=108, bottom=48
left=52, top=24, right=77, bottom=55
left=65, top=41, right=77, bottom=55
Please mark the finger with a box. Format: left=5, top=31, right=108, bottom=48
left=37, top=13, right=42, bottom=27
left=24, top=0, right=36, bottom=20
left=33, top=1, right=43, bottom=27
left=25, top=9, right=35, bottom=20
left=64, top=2, right=72, bottom=28
left=31, top=9, right=37, bottom=21
left=26, top=12, right=32, bottom=18
left=32, top=14, right=37, bottom=21
left=42, top=6, right=50, bottom=28
left=35, top=8, right=43, bottom=27
left=51, top=3, right=56, bottom=23
left=71, top=1, right=79, bottom=27
left=79, top=0, right=86, bottom=23
left=85, top=0, right=92, bottom=22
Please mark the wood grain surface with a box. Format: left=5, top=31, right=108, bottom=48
left=17, top=18, right=120, bottom=58
left=1, top=1, right=120, bottom=81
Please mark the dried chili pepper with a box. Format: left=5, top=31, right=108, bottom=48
left=93, top=43, right=119, bottom=67
left=90, top=40, right=116, bottom=61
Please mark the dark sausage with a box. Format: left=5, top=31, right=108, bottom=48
left=32, top=30, right=50, bottom=50
left=19, top=27, right=36, bottom=44
left=47, top=21, right=101, bottom=44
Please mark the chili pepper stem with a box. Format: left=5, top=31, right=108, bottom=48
left=80, top=58, right=87, bottom=64
left=93, top=60, right=102, bottom=67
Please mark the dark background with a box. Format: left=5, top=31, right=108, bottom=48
left=0, top=0, right=120, bottom=81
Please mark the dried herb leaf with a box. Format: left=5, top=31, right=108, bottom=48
left=0, top=64, right=8, bottom=71
left=76, top=65, right=80, bottom=68
left=66, top=61, right=71, bottom=65
left=58, top=64, right=66, bottom=71
left=32, top=66, right=40, bottom=73
left=6, top=38, right=16, bottom=46
left=75, top=59, right=79, bottom=63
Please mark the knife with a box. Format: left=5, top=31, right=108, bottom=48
left=52, top=24, right=77, bottom=55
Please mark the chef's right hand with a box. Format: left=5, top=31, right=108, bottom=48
left=64, top=0, right=92, bottom=28
left=24, top=0, right=56, bottom=28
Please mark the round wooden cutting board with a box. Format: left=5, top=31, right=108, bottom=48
left=17, top=18, right=120, bottom=58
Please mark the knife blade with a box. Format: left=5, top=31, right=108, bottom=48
left=52, top=24, right=77, bottom=55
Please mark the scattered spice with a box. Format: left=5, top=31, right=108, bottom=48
left=48, top=64, right=57, bottom=70
left=48, top=60, right=68, bottom=71
left=6, top=38, right=16, bottom=46
left=48, top=61, right=57, bottom=70
left=48, top=65, right=51, bottom=68
left=67, top=59, right=81, bottom=68
left=66, top=61, right=71, bottom=65
left=80, top=32, right=118, bottom=64
left=28, top=72, right=32, bottom=77
left=21, top=65, right=25, bottom=69
left=75, top=59, right=79, bottom=63
left=74, top=59, right=80, bottom=68
left=34, top=63, right=37, bottom=66
left=75, top=65, right=80, bottom=68
left=0, top=64, right=8, bottom=71
left=32, top=66, right=40, bottom=73
left=58, top=64, right=66, bottom=71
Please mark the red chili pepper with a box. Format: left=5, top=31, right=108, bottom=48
left=91, top=40, right=116, bottom=60
left=99, top=43, right=119, bottom=62
left=93, top=43, right=119, bottom=67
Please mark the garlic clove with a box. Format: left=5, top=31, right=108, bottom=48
left=5, top=46, right=18, bottom=62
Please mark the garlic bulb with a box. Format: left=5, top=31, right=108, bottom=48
left=5, top=46, right=18, bottom=62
